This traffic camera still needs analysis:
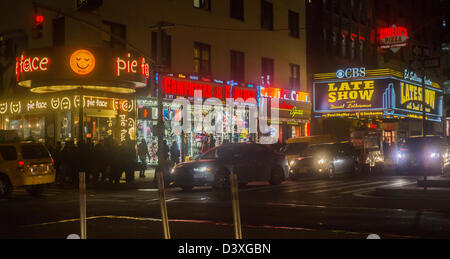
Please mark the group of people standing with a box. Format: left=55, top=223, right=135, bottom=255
left=47, top=133, right=217, bottom=187
left=49, top=136, right=137, bottom=186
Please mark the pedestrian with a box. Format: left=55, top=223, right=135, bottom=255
left=54, top=142, right=63, bottom=184
left=201, top=138, right=209, bottom=154
left=124, top=137, right=136, bottom=183
left=208, top=134, right=216, bottom=150
left=138, top=139, right=151, bottom=178
left=170, top=141, right=180, bottom=164
left=60, top=140, right=76, bottom=184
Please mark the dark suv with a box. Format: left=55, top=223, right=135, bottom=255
left=290, top=142, right=359, bottom=179
left=395, top=136, right=448, bottom=175
left=171, top=143, right=289, bottom=191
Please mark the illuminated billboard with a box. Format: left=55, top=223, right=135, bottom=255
left=313, top=68, right=443, bottom=122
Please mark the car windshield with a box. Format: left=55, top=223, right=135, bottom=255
left=283, top=143, right=309, bottom=155
left=21, top=144, right=50, bottom=159
left=305, top=144, right=335, bottom=157
left=404, top=137, right=444, bottom=152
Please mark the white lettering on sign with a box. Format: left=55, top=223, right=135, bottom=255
left=336, top=67, right=366, bottom=79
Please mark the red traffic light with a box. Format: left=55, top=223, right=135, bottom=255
left=34, top=15, right=44, bottom=25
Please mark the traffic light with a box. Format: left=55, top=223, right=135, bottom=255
left=32, top=13, right=44, bottom=39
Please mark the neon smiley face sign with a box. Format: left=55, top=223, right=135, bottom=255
left=70, top=49, right=96, bottom=75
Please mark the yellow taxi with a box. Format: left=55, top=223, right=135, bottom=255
left=0, top=141, right=55, bottom=198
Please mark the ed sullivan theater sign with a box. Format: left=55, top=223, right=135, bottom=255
left=313, top=68, right=443, bottom=122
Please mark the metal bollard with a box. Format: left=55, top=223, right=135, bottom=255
left=79, top=172, right=87, bottom=239
left=229, top=172, right=243, bottom=239
left=157, top=168, right=171, bottom=239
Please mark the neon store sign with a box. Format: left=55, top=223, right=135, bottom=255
left=15, top=54, right=49, bottom=80
left=259, top=87, right=309, bottom=102
left=378, top=25, right=408, bottom=52
left=163, top=77, right=256, bottom=101
left=115, top=53, right=150, bottom=78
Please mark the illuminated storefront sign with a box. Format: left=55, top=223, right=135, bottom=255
left=335, top=67, right=366, bottom=79
left=115, top=53, right=150, bottom=78
left=314, top=79, right=387, bottom=112
left=16, top=47, right=150, bottom=93
left=0, top=96, right=133, bottom=116
left=162, top=77, right=256, bottom=101
left=313, top=68, right=443, bottom=121
left=259, top=87, right=309, bottom=103
left=15, top=55, right=49, bottom=81
left=69, top=49, right=96, bottom=75
left=378, top=25, right=409, bottom=52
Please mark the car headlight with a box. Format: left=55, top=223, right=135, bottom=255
left=193, top=167, right=211, bottom=173
left=289, top=160, right=296, bottom=167
left=318, top=159, right=326, bottom=165
left=430, top=153, right=439, bottom=159
left=397, top=153, right=405, bottom=159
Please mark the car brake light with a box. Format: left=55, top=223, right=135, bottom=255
left=18, top=161, right=25, bottom=170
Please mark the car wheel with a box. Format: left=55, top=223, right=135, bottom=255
left=269, top=167, right=284, bottom=185
left=213, top=169, right=230, bottom=190
left=26, top=185, right=44, bottom=196
left=0, top=176, right=12, bottom=199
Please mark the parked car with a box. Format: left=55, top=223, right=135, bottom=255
left=170, top=143, right=289, bottom=191
left=0, top=141, right=55, bottom=198
left=395, top=136, right=449, bottom=175
left=289, top=142, right=359, bottom=179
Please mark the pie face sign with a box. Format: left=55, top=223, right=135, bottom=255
left=69, top=49, right=96, bottom=75
left=16, top=47, right=150, bottom=91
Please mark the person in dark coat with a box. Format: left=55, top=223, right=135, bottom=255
left=124, top=138, right=136, bottom=183
left=170, top=141, right=180, bottom=164
left=54, top=142, right=63, bottom=184
left=138, top=139, right=151, bottom=178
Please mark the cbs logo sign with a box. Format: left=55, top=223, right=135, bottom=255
left=336, top=67, right=366, bottom=79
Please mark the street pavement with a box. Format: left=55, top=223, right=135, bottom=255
left=1, top=170, right=450, bottom=239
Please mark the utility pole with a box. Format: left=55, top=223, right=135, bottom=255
left=151, top=21, right=174, bottom=239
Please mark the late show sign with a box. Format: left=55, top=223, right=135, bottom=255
left=313, top=73, right=443, bottom=120
left=314, top=79, right=388, bottom=112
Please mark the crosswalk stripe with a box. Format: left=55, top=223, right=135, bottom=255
left=285, top=180, right=366, bottom=193
left=341, top=181, right=415, bottom=194
left=252, top=179, right=339, bottom=193
left=309, top=181, right=388, bottom=194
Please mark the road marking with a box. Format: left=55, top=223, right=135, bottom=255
left=285, top=180, right=366, bottom=193
left=341, top=181, right=415, bottom=194
left=24, top=214, right=430, bottom=239
left=309, top=181, right=388, bottom=194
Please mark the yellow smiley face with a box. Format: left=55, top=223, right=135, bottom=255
left=70, top=49, right=95, bottom=75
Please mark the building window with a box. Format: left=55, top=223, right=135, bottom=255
left=261, top=0, right=273, bottom=30
left=230, top=0, right=244, bottom=21
left=289, top=64, right=300, bottom=90
left=102, top=21, right=126, bottom=49
left=52, top=17, right=65, bottom=46
left=194, top=0, right=211, bottom=11
left=151, top=32, right=172, bottom=70
left=230, top=50, right=245, bottom=82
left=261, top=57, right=274, bottom=86
left=288, top=10, right=300, bottom=38
left=194, top=42, right=211, bottom=75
